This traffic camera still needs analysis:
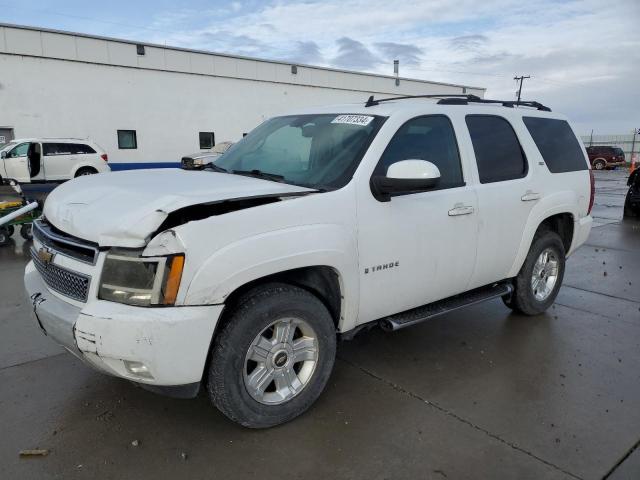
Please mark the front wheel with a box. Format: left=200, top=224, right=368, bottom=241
left=593, top=159, right=606, bottom=170
left=20, top=223, right=33, bottom=240
left=207, top=283, right=336, bottom=428
left=0, top=227, right=10, bottom=246
left=503, top=230, right=565, bottom=315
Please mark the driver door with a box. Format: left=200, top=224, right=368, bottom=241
left=356, top=114, right=479, bottom=323
left=3, top=142, right=31, bottom=183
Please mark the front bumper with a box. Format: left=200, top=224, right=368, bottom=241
left=24, top=262, right=224, bottom=394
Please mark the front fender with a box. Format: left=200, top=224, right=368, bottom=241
left=507, top=191, right=582, bottom=278
left=183, top=223, right=359, bottom=331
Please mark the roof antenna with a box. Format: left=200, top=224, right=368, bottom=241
left=394, top=59, right=400, bottom=86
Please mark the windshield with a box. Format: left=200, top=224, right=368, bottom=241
left=214, top=114, right=385, bottom=190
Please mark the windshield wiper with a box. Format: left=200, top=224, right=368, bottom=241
left=202, top=162, right=229, bottom=173
left=232, top=169, right=286, bottom=183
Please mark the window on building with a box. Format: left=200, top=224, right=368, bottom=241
left=118, top=130, right=137, bottom=149
left=466, top=115, right=527, bottom=183
left=374, top=115, right=464, bottom=190
left=199, top=132, right=215, bottom=150
left=523, top=117, right=587, bottom=173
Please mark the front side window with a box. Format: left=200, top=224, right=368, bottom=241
left=8, top=142, right=30, bottom=158
left=118, top=130, right=137, bottom=149
left=523, top=117, right=587, bottom=173
left=215, top=114, right=385, bottom=190
left=374, top=115, right=464, bottom=189
left=466, top=115, right=527, bottom=183
left=199, top=132, right=215, bottom=149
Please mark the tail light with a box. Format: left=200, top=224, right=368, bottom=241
left=100, top=153, right=108, bottom=162
left=587, top=169, right=595, bottom=215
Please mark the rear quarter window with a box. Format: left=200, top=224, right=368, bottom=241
left=523, top=117, right=587, bottom=173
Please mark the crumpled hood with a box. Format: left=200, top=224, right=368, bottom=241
left=43, top=169, right=312, bottom=247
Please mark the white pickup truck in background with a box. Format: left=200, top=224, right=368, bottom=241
left=24, top=95, right=592, bottom=428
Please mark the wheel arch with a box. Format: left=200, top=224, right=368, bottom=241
left=72, top=164, right=98, bottom=177
left=221, top=266, right=344, bottom=330
left=508, top=205, right=577, bottom=278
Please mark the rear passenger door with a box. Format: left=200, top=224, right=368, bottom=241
left=43, top=143, right=74, bottom=180
left=464, top=115, right=540, bottom=289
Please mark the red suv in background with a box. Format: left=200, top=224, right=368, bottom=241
left=586, top=146, right=626, bottom=170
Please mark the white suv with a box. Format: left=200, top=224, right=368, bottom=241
left=24, top=95, right=593, bottom=428
left=1, top=138, right=110, bottom=183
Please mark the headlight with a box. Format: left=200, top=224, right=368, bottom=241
left=98, top=250, right=185, bottom=306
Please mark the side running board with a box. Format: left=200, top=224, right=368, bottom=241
left=379, top=283, right=513, bottom=331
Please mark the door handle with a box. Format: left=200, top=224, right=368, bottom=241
left=521, top=191, right=541, bottom=202
left=448, top=204, right=475, bottom=216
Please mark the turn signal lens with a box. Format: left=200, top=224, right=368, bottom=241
left=162, top=254, right=185, bottom=305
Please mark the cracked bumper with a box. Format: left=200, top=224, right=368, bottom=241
left=24, top=262, right=224, bottom=391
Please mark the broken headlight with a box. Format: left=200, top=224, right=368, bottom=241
left=98, top=250, right=184, bottom=307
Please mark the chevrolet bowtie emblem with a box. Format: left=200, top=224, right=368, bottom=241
left=37, top=247, right=55, bottom=264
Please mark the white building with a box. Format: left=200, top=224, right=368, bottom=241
left=0, top=23, right=484, bottom=170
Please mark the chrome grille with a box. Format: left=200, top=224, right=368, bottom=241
left=31, top=248, right=91, bottom=302
left=33, top=219, right=98, bottom=265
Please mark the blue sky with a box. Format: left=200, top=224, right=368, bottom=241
left=2, top=0, right=639, bottom=134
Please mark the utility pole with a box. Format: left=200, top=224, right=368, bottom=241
left=394, top=60, right=400, bottom=86
left=589, top=129, right=594, bottom=147
left=514, top=75, right=530, bottom=102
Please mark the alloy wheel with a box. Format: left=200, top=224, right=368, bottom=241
left=243, top=317, right=319, bottom=405
left=531, top=248, right=560, bottom=301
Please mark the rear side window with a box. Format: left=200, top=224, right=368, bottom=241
left=71, top=143, right=96, bottom=154
left=43, top=143, right=73, bottom=156
left=466, top=115, right=527, bottom=183
left=523, top=117, right=587, bottom=173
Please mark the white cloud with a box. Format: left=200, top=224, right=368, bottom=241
left=136, top=0, right=639, bottom=133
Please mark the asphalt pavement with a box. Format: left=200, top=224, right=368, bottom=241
left=0, top=170, right=638, bottom=479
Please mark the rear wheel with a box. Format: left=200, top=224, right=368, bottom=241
left=75, top=167, right=98, bottom=177
left=624, top=191, right=638, bottom=218
left=207, top=283, right=336, bottom=428
left=593, top=159, right=606, bottom=170
left=503, top=230, right=565, bottom=315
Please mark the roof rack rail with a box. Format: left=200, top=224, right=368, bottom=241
left=364, top=94, right=551, bottom=112
left=365, top=94, right=478, bottom=107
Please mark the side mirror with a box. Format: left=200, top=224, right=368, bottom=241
left=371, top=159, right=441, bottom=202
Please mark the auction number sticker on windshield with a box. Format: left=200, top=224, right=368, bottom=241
left=331, top=114, right=374, bottom=126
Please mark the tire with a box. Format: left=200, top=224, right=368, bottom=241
left=20, top=223, right=33, bottom=240
left=0, top=227, right=10, bottom=246
left=207, top=283, right=336, bottom=428
left=593, top=159, right=606, bottom=170
left=75, top=167, right=98, bottom=177
left=624, top=192, right=638, bottom=218
left=503, top=229, right=565, bottom=315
